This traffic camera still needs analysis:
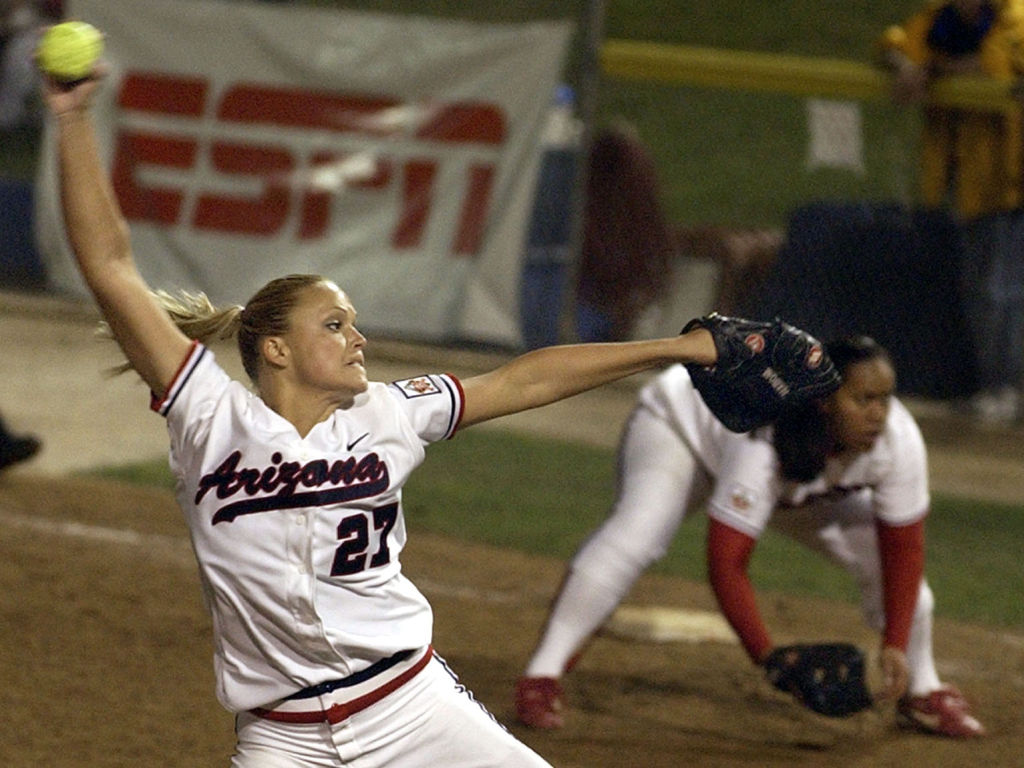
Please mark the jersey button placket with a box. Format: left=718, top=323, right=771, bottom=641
left=286, top=511, right=317, bottom=631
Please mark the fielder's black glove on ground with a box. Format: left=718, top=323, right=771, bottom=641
left=763, top=643, right=874, bottom=718
left=681, top=313, right=840, bottom=432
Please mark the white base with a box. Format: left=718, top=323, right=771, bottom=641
left=604, top=605, right=738, bottom=644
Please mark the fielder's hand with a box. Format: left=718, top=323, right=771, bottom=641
left=878, top=645, right=909, bottom=702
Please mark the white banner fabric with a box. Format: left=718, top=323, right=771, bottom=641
left=36, top=0, right=572, bottom=347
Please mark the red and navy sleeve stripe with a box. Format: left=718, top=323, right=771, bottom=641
left=441, top=373, right=465, bottom=439
left=150, top=341, right=207, bottom=416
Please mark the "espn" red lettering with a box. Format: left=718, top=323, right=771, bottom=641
left=111, top=72, right=505, bottom=256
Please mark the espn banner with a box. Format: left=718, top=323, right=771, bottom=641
left=36, top=0, right=572, bottom=347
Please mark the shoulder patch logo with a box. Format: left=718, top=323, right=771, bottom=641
left=727, top=483, right=758, bottom=516
left=395, top=376, right=441, bottom=397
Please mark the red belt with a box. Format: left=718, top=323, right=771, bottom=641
left=252, top=646, right=433, bottom=725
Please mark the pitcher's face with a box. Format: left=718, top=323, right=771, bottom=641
left=281, top=281, right=368, bottom=396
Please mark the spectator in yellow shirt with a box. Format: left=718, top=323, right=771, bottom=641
left=879, top=0, right=1024, bottom=425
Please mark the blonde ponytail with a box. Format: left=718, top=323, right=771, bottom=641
left=100, top=290, right=243, bottom=376
left=152, top=289, right=244, bottom=343
left=100, top=274, right=328, bottom=383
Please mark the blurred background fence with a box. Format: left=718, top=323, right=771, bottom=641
left=596, top=41, right=998, bottom=398
left=0, top=0, right=1005, bottom=398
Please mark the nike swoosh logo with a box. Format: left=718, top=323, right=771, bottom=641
left=346, top=433, right=370, bottom=451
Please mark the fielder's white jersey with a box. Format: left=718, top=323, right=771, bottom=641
left=151, top=342, right=463, bottom=713
left=639, top=364, right=930, bottom=539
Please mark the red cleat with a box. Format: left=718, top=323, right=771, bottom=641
left=897, top=686, right=985, bottom=738
left=515, top=676, right=565, bottom=729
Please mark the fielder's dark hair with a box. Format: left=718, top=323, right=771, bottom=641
left=772, top=335, right=892, bottom=482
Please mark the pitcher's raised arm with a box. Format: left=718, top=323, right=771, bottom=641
left=43, top=67, right=191, bottom=396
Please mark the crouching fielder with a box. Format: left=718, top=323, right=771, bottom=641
left=516, top=337, right=984, bottom=738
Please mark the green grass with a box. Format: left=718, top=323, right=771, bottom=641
left=89, top=427, right=1024, bottom=630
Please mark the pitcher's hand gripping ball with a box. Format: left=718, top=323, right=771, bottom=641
left=37, top=21, right=103, bottom=83
left=681, top=313, right=840, bottom=432
left=763, top=642, right=874, bottom=718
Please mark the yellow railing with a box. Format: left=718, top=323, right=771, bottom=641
left=600, top=39, right=1020, bottom=113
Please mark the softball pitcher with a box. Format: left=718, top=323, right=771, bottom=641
left=43, top=61, right=733, bottom=767
left=516, top=337, right=985, bottom=738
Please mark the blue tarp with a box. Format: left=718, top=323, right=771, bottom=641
left=0, top=179, right=46, bottom=291
left=743, top=201, right=978, bottom=399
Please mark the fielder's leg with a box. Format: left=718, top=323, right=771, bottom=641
left=768, top=493, right=940, bottom=690
left=769, top=496, right=982, bottom=736
left=517, top=404, right=708, bottom=727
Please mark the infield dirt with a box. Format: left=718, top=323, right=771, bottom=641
left=1, top=292, right=1022, bottom=767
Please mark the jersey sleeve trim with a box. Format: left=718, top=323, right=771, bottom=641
left=444, top=373, right=465, bottom=438
left=150, top=340, right=207, bottom=416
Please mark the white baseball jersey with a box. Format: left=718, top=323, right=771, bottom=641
left=152, top=342, right=464, bottom=713
left=638, top=365, right=930, bottom=539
